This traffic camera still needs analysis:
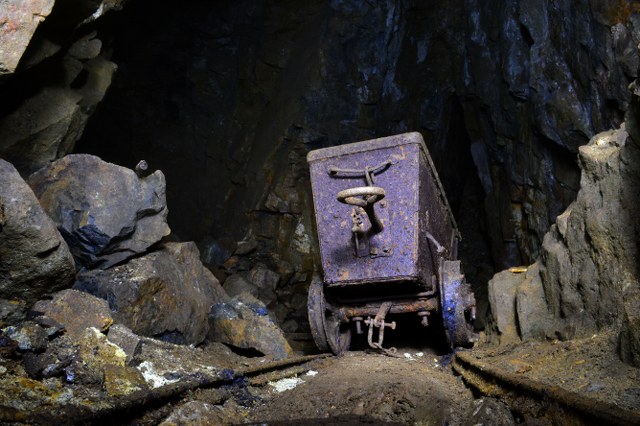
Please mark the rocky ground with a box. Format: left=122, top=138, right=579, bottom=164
left=4, top=334, right=634, bottom=425
left=0, top=342, right=490, bottom=425
left=244, top=350, right=478, bottom=425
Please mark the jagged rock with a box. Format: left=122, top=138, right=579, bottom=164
left=486, top=102, right=640, bottom=361
left=28, top=154, right=171, bottom=269
left=132, top=335, right=238, bottom=390
left=74, top=242, right=228, bottom=345
left=160, top=400, right=247, bottom=426
left=0, top=0, right=55, bottom=75
left=487, top=263, right=551, bottom=344
left=464, top=398, right=515, bottom=426
left=223, top=274, right=254, bottom=298
left=4, top=322, right=48, bottom=352
left=201, top=237, right=237, bottom=266
left=617, top=82, right=640, bottom=367
left=514, top=263, right=549, bottom=341
left=107, top=324, right=141, bottom=365
left=486, top=270, right=521, bottom=345
left=234, top=235, right=258, bottom=255
left=103, top=363, right=148, bottom=397
left=0, top=299, right=28, bottom=328
left=620, top=289, right=640, bottom=367
left=223, top=264, right=280, bottom=308
left=71, top=327, right=129, bottom=385
left=0, top=35, right=117, bottom=176
left=208, top=292, right=292, bottom=360
left=0, top=159, right=75, bottom=306
left=540, top=125, right=640, bottom=342
left=0, top=87, right=81, bottom=175
left=79, top=0, right=127, bottom=24
left=22, top=325, right=132, bottom=385
left=32, top=289, right=113, bottom=339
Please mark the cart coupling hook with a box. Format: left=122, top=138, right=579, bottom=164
left=365, top=302, right=398, bottom=356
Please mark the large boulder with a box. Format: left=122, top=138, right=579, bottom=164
left=0, top=159, right=75, bottom=307
left=208, top=292, right=293, bottom=360
left=74, top=242, right=228, bottom=345
left=28, top=154, right=170, bottom=269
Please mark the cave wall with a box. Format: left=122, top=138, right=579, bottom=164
left=2, top=0, right=639, bottom=331
left=77, top=0, right=637, bottom=271
left=0, top=0, right=125, bottom=174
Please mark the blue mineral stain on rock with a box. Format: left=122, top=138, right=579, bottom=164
left=210, top=303, right=239, bottom=320
left=220, top=368, right=234, bottom=381
left=245, top=303, right=268, bottom=316
left=65, top=367, right=76, bottom=383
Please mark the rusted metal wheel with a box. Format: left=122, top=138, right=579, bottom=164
left=439, top=260, right=477, bottom=349
left=308, top=277, right=330, bottom=352
left=324, top=308, right=351, bottom=355
left=307, top=277, right=352, bottom=355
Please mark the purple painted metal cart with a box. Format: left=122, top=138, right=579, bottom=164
left=307, top=132, right=476, bottom=354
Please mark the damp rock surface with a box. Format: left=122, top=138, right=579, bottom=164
left=485, top=100, right=640, bottom=364
left=0, top=0, right=55, bottom=75
left=208, top=292, right=293, bottom=360
left=28, top=154, right=171, bottom=270
left=74, top=242, right=226, bottom=345
left=31, top=288, right=113, bottom=338
left=0, top=159, right=75, bottom=305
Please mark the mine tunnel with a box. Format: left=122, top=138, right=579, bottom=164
left=0, top=0, right=639, bottom=424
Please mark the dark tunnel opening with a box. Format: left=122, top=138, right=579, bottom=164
left=75, top=0, right=495, bottom=344
left=71, top=0, right=629, bottom=350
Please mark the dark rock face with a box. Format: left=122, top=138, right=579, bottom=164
left=224, top=264, right=280, bottom=308
left=619, top=84, right=640, bottom=367
left=0, top=159, right=75, bottom=305
left=0, top=0, right=55, bottom=76
left=486, top=91, right=640, bottom=365
left=0, top=13, right=119, bottom=177
left=74, top=242, right=227, bottom=345
left=78, top=0, right=638, bottom=310
left=28, top=154, right=170, bottom=269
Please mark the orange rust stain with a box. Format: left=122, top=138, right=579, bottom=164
left=606, top=0, right=640, bottom=23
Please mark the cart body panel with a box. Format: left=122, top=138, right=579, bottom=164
left=307, top=132, right=458, bottom=288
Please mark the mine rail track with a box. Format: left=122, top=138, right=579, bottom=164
left=453, top=351, right=640, bottom=426
left=0, top=353, right=330, bottom=425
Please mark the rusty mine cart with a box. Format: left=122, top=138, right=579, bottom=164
left=307, top=132, right=477, bottom=355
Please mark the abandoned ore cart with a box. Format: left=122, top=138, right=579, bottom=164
left=307, top=132, right=477, bottom=355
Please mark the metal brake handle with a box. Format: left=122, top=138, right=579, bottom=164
left=336, top=186, right=385, bottom=207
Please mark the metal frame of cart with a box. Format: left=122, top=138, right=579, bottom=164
left=307, top=132, right=477, bottom=354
